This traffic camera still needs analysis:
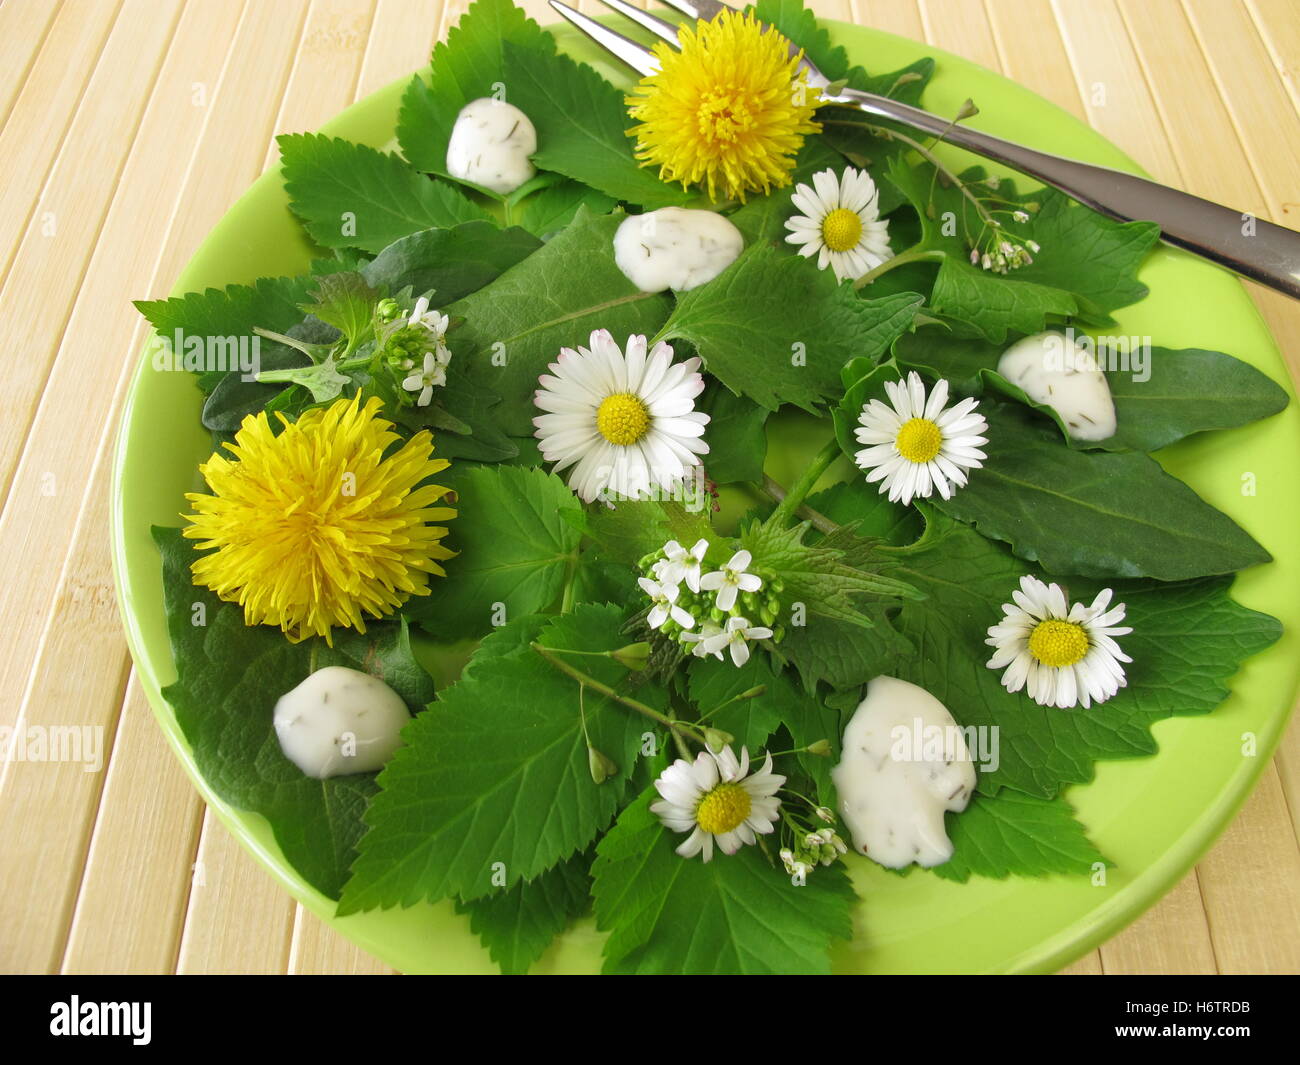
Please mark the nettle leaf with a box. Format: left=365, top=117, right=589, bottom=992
left=396, top=0, right=556, bottom=181
left=754, top=0, right=850, bottom=78
left=883, top=157, right=1158, bottom=341
left=740, top=513, right=919, bottom=626
left=448, top=208, right=674, bottom=434
left=687, top=654, right=788, bottom=749
left=932, top=792, right=1107, bottom=883
left=658, top=243, right=924, bottom=411
left=455, top=850, right=592, bottom=975
left=278, top=133, right=490, bottom=254
left=578, top=498, right=716, bottom=570
left=697, top=381, right=768, bottom=483
left=135, top=274, right=317, bottom=394
left=513, top=180, right=617, bottom=238
left=819, top=502, right=1281, bottom=798
left=591, top=788, right=856, bottom=975
left=339, top=606, right=656, bottom=913
left=502, top=42, right=694, bottom=209
left=300, top=271, right=377, bottom=347
left=409, top=465, right=583, bottom=640
left=936, top=401, right=1270, bottom=580
left=979, top=347, right=1289, bottom=454
left=360, top=221, right=542, bottom=301
left=152, top=527, right=435, bottom=899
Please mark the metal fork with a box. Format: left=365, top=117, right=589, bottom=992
left=551, top=0, right=1300, bottom=300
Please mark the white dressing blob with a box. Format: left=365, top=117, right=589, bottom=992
left=831, top=675, right=977, bottom=869
left=613, top=207, right=744, bottom=293
left=273, top=666, right=411, bottom=780
left=997, top=330, right=1118, bottom=442
left=444, top=97, right=537, bottom=195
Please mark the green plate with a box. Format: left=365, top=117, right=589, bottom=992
left=110, top=19, right=1300, bottom=974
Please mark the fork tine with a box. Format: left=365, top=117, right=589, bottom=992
left=548, top=1, right=660, bottom=77
left=595, top=0, right=682, bottom=46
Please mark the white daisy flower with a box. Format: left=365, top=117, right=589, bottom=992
left=653, top=538, right=709, bottom=593
left=650, top=745, right=785, bottom=862
left=698, top=549, right=761, bottom=611
left=401, top=347, right=451, bottom=407
left=783, top=167, right=893, bottom=282
left=698, top=615, right=772, bottom=668
left=682, top=620, right=725, bottom=659
left=533, top=330, right=710, bottom=504
left=985, top=575, right=1133, bottom=709
left=637, top=576, right=695, bottom=631
left=853, top=371, right=989, bottom=506
left=408, top=295, right=450, bottom=342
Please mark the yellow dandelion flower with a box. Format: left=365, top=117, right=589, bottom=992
left=182, top=394, right=455, bottom=645
left=626, top=11, right=821, bottom=203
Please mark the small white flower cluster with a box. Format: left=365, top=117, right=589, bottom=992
left=969, top=234, right=1040, bottom=274
left=398, top=296, right=453, bottom=407
left=637, top=539, right=782, bottom=667
left=781, top=823, right=848, bottom=879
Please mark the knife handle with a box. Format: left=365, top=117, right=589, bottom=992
left=835, top=87, right=1300, bottom=301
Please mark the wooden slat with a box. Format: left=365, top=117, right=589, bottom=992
left=260, top=0, right=379, bottom=172
left=355, top=0, right=442, bottom=97
left=0, top=0, right=122, bottom=288
left=1196, top=765, right=1300, bottom=972
left=917, top=0, right=1001, bottom=70
left=851, top=0, right=925, bottom=40
left=175, top=812, right=297, bottom=974
left=1093, top=872, right=1218, bottom=974
left=61, top=678, right=205, bottom=974
left=1245, top=0, right=1300, bottom=118
left=0, top=0, right=64, bottom=129
left=288, top=908, right=400, bottom=974
left=1059, top=950, right=1104, bottom=975
left=985, top=0, right=1086, bottom=119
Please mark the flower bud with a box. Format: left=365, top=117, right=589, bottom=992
left=805, top=738, right=832, bottom=757
left=610, top=642, right=651, bottom=671
left=703, top=727, right=734, bottom=752
left=588, top=746, right=617, bottom=784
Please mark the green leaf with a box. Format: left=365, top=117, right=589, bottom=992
left=395, top=0, right=556, bottom=182
left=448, top=208, right=674, bottom=434
left=513, top=180, right=618, bottom=238
left=278, top=133, right=490, bottom=254
left=687, top=654, right=788, bottom=749
left=300, top=271, right=378, bottom=346
left=935, top=401, right=1270, bottom=580
left=932, top=792, right=1106, bottom=883
left=979, top=346, right=1290, bottom=453
left=152, top=526, right=436, bottom=899
left=501, top=42, right=694, bottom=209
left=455, top=851, right=592, bottom=974
left=408, top=465, right=583, bottom=639
left=882, top=158, right=1159, bottom=341
left=696, top=381, right=768, bottom=483
left=135, top=274, right=317, bottom=393
left=657, top=243, right=924, bottom=411
left=753, top=0, right=850, bottom=78
left=821, top=504, right=1282, bottom=798
left=360, top=220, right=542, bottom=301
left=339, top=606, right=657, bottom=912
left=591, top=788, right=856, bottom=974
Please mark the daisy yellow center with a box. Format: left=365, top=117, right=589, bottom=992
left=895, top=417, right=943, bottom=463
left=625, top=11, right=822, bottom=203
left=695, top=782, right=752, bottom=835
left=596, top=392, right=651, bottom=446
left=1028, top=619, right=1090, bottom=668
left=822, top=207, right=863, bottom=252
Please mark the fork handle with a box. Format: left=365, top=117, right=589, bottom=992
left=835, top=88, right=1300, bottom=300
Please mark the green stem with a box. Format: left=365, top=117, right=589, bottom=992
left=768, top=439, right=841, bottom=529
left=760, top=475, right=840, bottom=536
left=559, top=551, right=579, bottom=614
left=852, top=245, right=944, bottom=290
left=531, top=642, right=707, bottom=747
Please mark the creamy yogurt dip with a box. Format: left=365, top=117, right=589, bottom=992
left=273, top=666, right=411, bottom=779
left=831, top=675, right=976, bottom=869
left=613, top=207, right=744, bottom=293
left=998, top=330, right=1118, bottom=442
left=445, top=97, right=537, bottom=195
